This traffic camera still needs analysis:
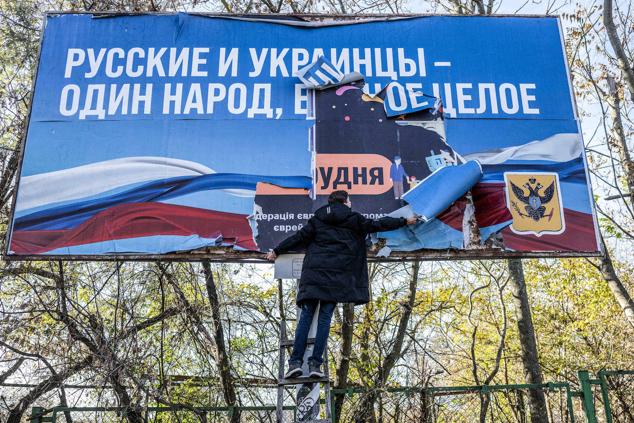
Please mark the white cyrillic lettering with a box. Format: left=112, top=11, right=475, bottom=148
left=126, top=47, right=145, bottom=78
left=65, top=49, right=85, bottom=78
left=105, top=48, right=125, bottom=78
left=107, top=84, right=130, bottom=115
left=183, top=83, right=204, bottom=114
left=442, top=83, right=456, bottom=117
left=79, top=84, right=106, bottom=119
left=249, top=48, right=268, bottom=77
left=191, top=47, right=209, bottom=77
left=59, top=84, right=80, bottom=116
left=291, top=48, right=309, bottom=76
left=499, top=83, right=519, bottom=114
left=131, top=83, right=152, bottom=114
left=417, top=48, right=426, bottom=77
left=375, top=48, right=397, bottom=80
left=227, top=83, right=247, bottom=114
left=163, top=83, right=182, bottom=114
left=432, top=83, right=441, bottom=102
left=146, top=47, right=166, bottom=77
left=386, top=83, right=407, bottom=112
left=248, top=84, right=273, bottom=118
left=219, top=48, right=239, bottom=77
left=206, top=83, right=226, bottom=114
left=352, top=48, right=373, bottom=77
left=456, top=83, right=475, bottom=114
left=294, top=84, right=308, bottom=115
left=397, top=48, right=416, bottom=77
left=270, top=48, right=289, bottom=77
left=169, top=48, right=189, bottom=77
left=330, top=48, right=350, bottom=74
left=405, top=83, right=429, bottom=109
left=476, top=83, right=498, bottom=114
left=85, top=48, right=106, bottom=78
left=311, top=48, right=325, bottom=64
left=520, top=83, right=540, bottom=114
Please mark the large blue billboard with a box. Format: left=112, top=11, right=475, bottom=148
left=6, top=14, right=600, bottom=258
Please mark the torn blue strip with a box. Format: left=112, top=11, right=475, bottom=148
left=383, top=83, right=440, bottom=117
left=378, top=219, right=465, bottom=251
left=403, top=160, right=483, bottom=221
left=295, top=56, right=362, bottom=89
left=479, top=220, right=512, bottom=244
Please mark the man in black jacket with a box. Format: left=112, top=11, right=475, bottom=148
left=266, top=190, right=416, bottom=378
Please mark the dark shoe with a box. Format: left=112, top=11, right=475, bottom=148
left=308, top=362, right=325, bottom=378
left=284, top=362, right=303, bottom=379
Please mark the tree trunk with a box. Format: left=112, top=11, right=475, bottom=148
left=7, top=356, right=93, bottom=423
left=334, top=303, right=354, bottom=422
left=202, top=261, right=240, bottom=423
left=55, top=263, right=143, bottom=423
left=479, top=393, right=491, bottom=423
left=606, top=75, right=634, bottom=212
left=604, top=0, right=634, bottom=100
left=507, top=259, right=549, bottom=423
left=355, top=261, right=420, bottom=423
left=596, top=236, right=634, bottom=328
left=163, top=263, right=239, bottom=422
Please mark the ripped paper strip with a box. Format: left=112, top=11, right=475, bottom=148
left=295, top=56, right=363, bottom=89
left=376, top=245, right=392, bottom=257
left=383, top=83, right=441, bottom=117
left=362, top=81, right=441, bottom=117
left=402, top=160, right=483, bottom=221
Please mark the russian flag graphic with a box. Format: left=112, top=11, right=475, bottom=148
left=10, top=157, right=311, bottom=255
left=378, top=133, right=598, bottom=252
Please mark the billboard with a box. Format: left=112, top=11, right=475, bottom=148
left=6, top=13, right=601, bottom=260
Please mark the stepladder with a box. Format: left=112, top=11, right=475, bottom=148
left=276, top=281, right=333, bottom=423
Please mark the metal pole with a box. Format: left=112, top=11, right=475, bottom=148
left=578, top=371, right=597, bottom=423
left=598, top=370, right=613, bottom=423
left=565, top=384, right=576, bottom=423
left=29, top=407, right=45, bottom=423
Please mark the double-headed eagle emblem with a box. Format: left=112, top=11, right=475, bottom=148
left=510, top=178, right=555, bottom=221
left=504, top=172, right=564, bottom=236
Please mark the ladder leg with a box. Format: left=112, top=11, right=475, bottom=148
left=324, top=342, right=332, bottom=421
left=277, top=279, right=287, bottom=423
left=276, top=354, right=285, bottom=422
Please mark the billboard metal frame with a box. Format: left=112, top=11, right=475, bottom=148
left=3, top=12, right=602, bottom=263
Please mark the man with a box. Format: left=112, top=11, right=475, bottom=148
left=266, top=190, right=417, bottom=378
left=390, top=155, right=409, bottom=199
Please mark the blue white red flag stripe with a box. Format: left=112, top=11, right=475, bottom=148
left=15, top=173, right=311, bottom=231
left=11, top=202, right=257, bottom=254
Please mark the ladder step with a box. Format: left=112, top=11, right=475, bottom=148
left=278, top=376, right=330, bottom=386
left=280, top=337, right=315, bottom=347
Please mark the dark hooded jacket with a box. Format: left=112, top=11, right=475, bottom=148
left=273, top=202, right=407, bottom=305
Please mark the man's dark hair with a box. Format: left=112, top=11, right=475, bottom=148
left=328, top=190, right=349, bottom=204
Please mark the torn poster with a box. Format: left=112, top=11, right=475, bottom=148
left=8, top=14, right=599, bottom=257
left=462, top=132, right=598, bottom=252
left=377, top=182, right=513, bottom=251
left=295, top=56, right=363, bottom=90
left=254, top=81, right=453, bottom=251
left=383, top=83, right=441, bottom=117
left=402, top=160, right=483, bottom=221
